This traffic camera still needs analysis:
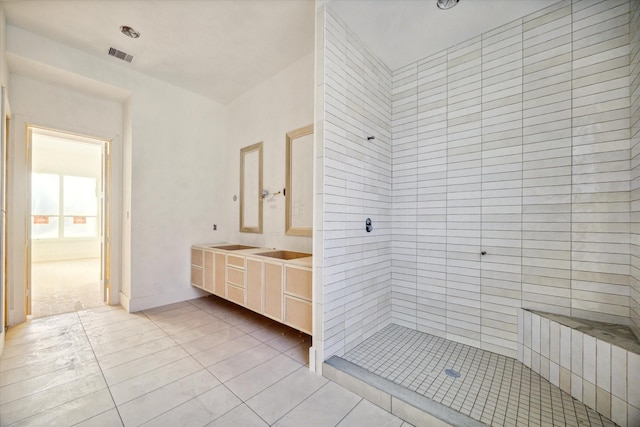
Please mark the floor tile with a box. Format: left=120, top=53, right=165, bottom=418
left=192, top=334, right=261, bottom=368
left=336, top=399, right=404, bottom=427
left=206, top=403, right=268, bottom=427
left=141, top=384, right=241, bottom=427
left=87, top=321, right=160, bottom=347
left=0, top=346, right=96, bottom=385
left=109, top=356, right=208, bottom=405
left=224, top=353, right=302, bottom=401
left=0, top=373, right=107, bottom=425
left=273, top=381, right=362, bottom=427
left=246, top=366, right=328, bottom=424
left=117, top=369, right=220, bottom=426
left=74, top=408, right=124, bottom=427
left=342, top=323, right=617, bottom=427
left=8, top=388, right=115, bottom=427
left=265, top=331, right=310, bottom=353
left=102, top=344, right=190, bottom=386
left=0, top=359, right=101, bottom=405
left=95, top=336, right=177, bottom=370
left=91, top=328, right=168, bottom=358
left=207, top=342, right=279, bottom=382
left=181, top=327, right=246, bottom=355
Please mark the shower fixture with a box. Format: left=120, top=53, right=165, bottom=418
left=436, top=0, right=459, bottom=10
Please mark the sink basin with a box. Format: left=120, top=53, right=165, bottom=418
left=255, top=250, right=311, bottom=260
left=209, top=244, right=258, bottom=251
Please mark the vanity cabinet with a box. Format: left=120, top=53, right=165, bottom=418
left=226, top=255, right=246, bottom=305
left=283, top=266, right=312, bottom=334
left=191, top=248, right=204, bottom=289
left=191, top=245, right=312, bottom=335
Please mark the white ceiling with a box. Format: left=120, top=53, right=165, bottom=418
left=330, top=0, right=559, bottom=71
left=2, top=0, right=316, bottom=105
left=2, top=0, right=558, bottom=105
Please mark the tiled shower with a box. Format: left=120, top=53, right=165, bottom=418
left=316, top=0, right=640, bottom=424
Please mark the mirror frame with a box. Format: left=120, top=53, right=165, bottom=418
left=240, top=141, right=263, bottom=233
left=285, top=124, right=313, bottom=237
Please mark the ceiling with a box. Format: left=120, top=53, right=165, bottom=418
left=331, top=0, right=559, bottom=71
left=2, top=0, right=558, bottom=105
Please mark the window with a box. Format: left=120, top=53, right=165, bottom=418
left=31, top=173, right=98, bottom=239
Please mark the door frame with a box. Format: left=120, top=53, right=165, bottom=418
left=1, top=87, right=10, bottom=333
left=26, top=126, right=112, bottom=315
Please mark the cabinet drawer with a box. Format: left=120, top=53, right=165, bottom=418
left=191, top=248, right=204, bottom=267
left=227, top=255, right=245, bottom=268
left=285, top=266, right=312, bottom=300
left=284, top=295, right=312, bottom=334
left=227, top=284, right=245, bottom=305
left=227, top=267, right=245, bottom=288
left=191, top=266, right=203, bottom=288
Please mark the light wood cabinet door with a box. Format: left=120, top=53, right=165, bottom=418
left=191, top=248, right=204, bottom=288
left=264, top=262, right=283, bottom=321
left=227, top=284, right=245, bottom=305
left=284, top=296, right=312, bottom=334
left=246, top=258, right=263, bottom=313
left=191, top=266, right=204, bottom=288
left=204, top=251, right=215, bottom=292
left=285, top=266, right=311, bottom=300
left=191, top=248, right=204, bottom=268
left=214, top=253, right=226, bottom=296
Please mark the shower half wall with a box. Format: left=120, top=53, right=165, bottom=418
left=318, top=0, right=637, bottom=362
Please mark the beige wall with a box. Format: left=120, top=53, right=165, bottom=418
left=224, top=53, right=314, bottom=254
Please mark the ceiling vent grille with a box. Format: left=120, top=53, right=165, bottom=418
left=108, top=47, right=134, bottom=63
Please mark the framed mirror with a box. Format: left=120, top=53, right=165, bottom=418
left=240, top=142, right=263, bottom=233
left=286, top=124, right=313, bottom=237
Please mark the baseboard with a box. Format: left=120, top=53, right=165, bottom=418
left=125, top=287, right=206, bottom=312
left=119, top=291, right=130, bottom=312
left=0, top=329, right=5, bottom=358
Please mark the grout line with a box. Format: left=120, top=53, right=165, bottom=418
left=77, top=310, right=126, bottom=427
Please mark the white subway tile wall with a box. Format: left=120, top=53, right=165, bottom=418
left=630, top=0, right=640, bottom=341
left=387, top=0, right=635, bottom=359
left=571, top=0, right=631, bottom=326
left=320, top=0, right=640, bottom=365
left=321, top=8, right=393, bottom=358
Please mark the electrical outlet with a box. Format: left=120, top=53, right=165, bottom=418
left=213, top=224, right=217, bottom=231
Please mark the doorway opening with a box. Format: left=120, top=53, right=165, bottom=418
left=27, top=127, right=110, bottom=318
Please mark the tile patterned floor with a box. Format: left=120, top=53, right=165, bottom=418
left=342, top=324, right=618, bottom=427
left=0, top=296, right=409, bottom=427
left=31, top=258, right=104, bottom=318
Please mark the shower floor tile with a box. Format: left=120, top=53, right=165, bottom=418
left=341, top=324, right=617, bottom=427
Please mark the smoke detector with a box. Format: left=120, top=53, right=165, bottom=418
left=108, top=47, right=134, bottom=63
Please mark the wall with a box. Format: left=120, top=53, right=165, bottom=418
left=390, top=0, right=631, bottom=358
left=8, top=74, right=122, bottom=320
left=630, top=0, right=640, bottom=340
left=319, top=7, right=393, bottom=359
left=5, top=25, right=225, bottom=322
left=0, top=4, right=7, bottom=354
left=224, top=53, right=314, bottom=254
